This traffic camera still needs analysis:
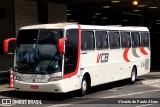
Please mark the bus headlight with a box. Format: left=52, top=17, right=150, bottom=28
left=14, top=75, right=22, bottom=81
left=48, top=76, right=62, bottom=82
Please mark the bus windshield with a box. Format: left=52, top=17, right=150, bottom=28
left=15, top=29, right=63, bottom=74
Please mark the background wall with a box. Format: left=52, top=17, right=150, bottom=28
left=48, top=3, right=67, bottom=23
left=0, top=0, right=14, bottom=53
left=15, top=0, right=38, bottom=36
left=0, top=0, right=14, bottom=72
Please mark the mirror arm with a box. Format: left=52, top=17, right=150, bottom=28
left=3, top=38, right=16, bottom=54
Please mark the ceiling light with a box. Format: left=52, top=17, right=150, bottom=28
left=137, top=5, right=146, bottom=7
left=103, top=6, right=110, bottom=8
left=156, top=20, right=160, bottom=21
left=91, top=22, right=95, bottom=23
left=95, top=13, right=101, bottom=15
left=67, top=10, right=71, bottom=11
left=69, top=20, right=75, bottom=22
left=134, top=10, right=141, bottom=12
left=102, top=17, right=108, bottom=19
left=111, top=0, right=120, bottom=3
left=67, top=14, right=72, bottom=16
left=123, top=19, right=128, bottom=22
left=92, top=16, right=97, bottom=18
left=132, top=0, right=138, bottom=6
left=149, top=7, right=158, bottom=9
left=156, top=23, right=160, bottom=24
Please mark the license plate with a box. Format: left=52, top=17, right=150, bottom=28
left=31, top=85, right=39, bottom=89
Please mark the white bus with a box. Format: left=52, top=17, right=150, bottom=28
left=4, top=23, right=150, bottom=96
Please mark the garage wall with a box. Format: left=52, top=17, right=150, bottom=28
left=15, top=0, right=38, bottom=36
left=48, top=3, right=67, bottom=23
left=0, top=0, right=14, bottom=52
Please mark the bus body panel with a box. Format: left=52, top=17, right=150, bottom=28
left=80, top=47, right=150, bottom=87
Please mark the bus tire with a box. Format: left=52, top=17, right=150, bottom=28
left=80, top=76, right=88, bottom=96
left=130, top=67, right=137, bottom=84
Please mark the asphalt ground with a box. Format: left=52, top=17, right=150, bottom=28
left=0, top=69, right=160, bottom=107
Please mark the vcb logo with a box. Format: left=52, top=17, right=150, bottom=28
left=97, top=53, right=109, bottom=63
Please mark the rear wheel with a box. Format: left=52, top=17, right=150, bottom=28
left=130, top=67, right=137, bottom=84
left=80, top=76, right=88, bottom=96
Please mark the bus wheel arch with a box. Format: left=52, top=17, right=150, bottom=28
left=130, top=65, right=137, bottom=84
left=80, top=73, right=91, bottom=96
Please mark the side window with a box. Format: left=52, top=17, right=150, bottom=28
left=81, top=31, right=95, bottom=50
left=109, top=32, right=120, bottom=49
left=95, top=31, right=108, bottom=50
left=141, top=32, right=149, bottom=47
left=120, top=32, right=131, bottom=48
left=131, top=32, right=140, bottom=48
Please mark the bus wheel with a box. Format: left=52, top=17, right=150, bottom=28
left=130, top=67, right=137, bottom=84
left=80, top=76, right=88, bottom=96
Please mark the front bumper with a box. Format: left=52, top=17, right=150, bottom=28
left=14, top=80, right=65, bottom=93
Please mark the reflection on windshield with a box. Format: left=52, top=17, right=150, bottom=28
left=34, top=44, right=62, bottom=74
left=16, top=44, right=34, bottom=73
left=16, top=44, right=34, bottom=63
left=15, top=29, right=63, bottom=74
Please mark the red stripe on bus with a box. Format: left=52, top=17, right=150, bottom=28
left=64, top=24, right=81, bottom=78
left=123, top=48, right=130, bottom=62
left=140, top=45, right=148, bottom=55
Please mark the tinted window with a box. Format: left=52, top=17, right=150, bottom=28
left=95, top=31, right=108, bottom=49
left=17, top=30, right=39, bottom=44
left=141, top=32, right=149, bottom=47
left=121, top=32, right=131, bottom=48
left=38, top=29, right=63, bottom=44
left=109, top=32, right=120, bottom=49
left=36, top=29, right=63, bottom=58
left=131, top=32, right=140, bottom=48
left=64, top=29, right=78, bottom=74
left=81, top=31, right=95, bottom=50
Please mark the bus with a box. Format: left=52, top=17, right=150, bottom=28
left=4, top=23, right=150, bottom=96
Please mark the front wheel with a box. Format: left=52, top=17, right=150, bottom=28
left=80, top=76, right=88, bottom=96
left=130, top=67, right=137, bottom=84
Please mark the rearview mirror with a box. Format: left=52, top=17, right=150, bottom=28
left=3, top=38, right=16, bottom=54
left=58, top=37, right=67, bottom=53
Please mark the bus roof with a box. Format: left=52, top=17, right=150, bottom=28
left=20, top=22, right=77, bottom=30
left=20, top=22, right=149, bottom=32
